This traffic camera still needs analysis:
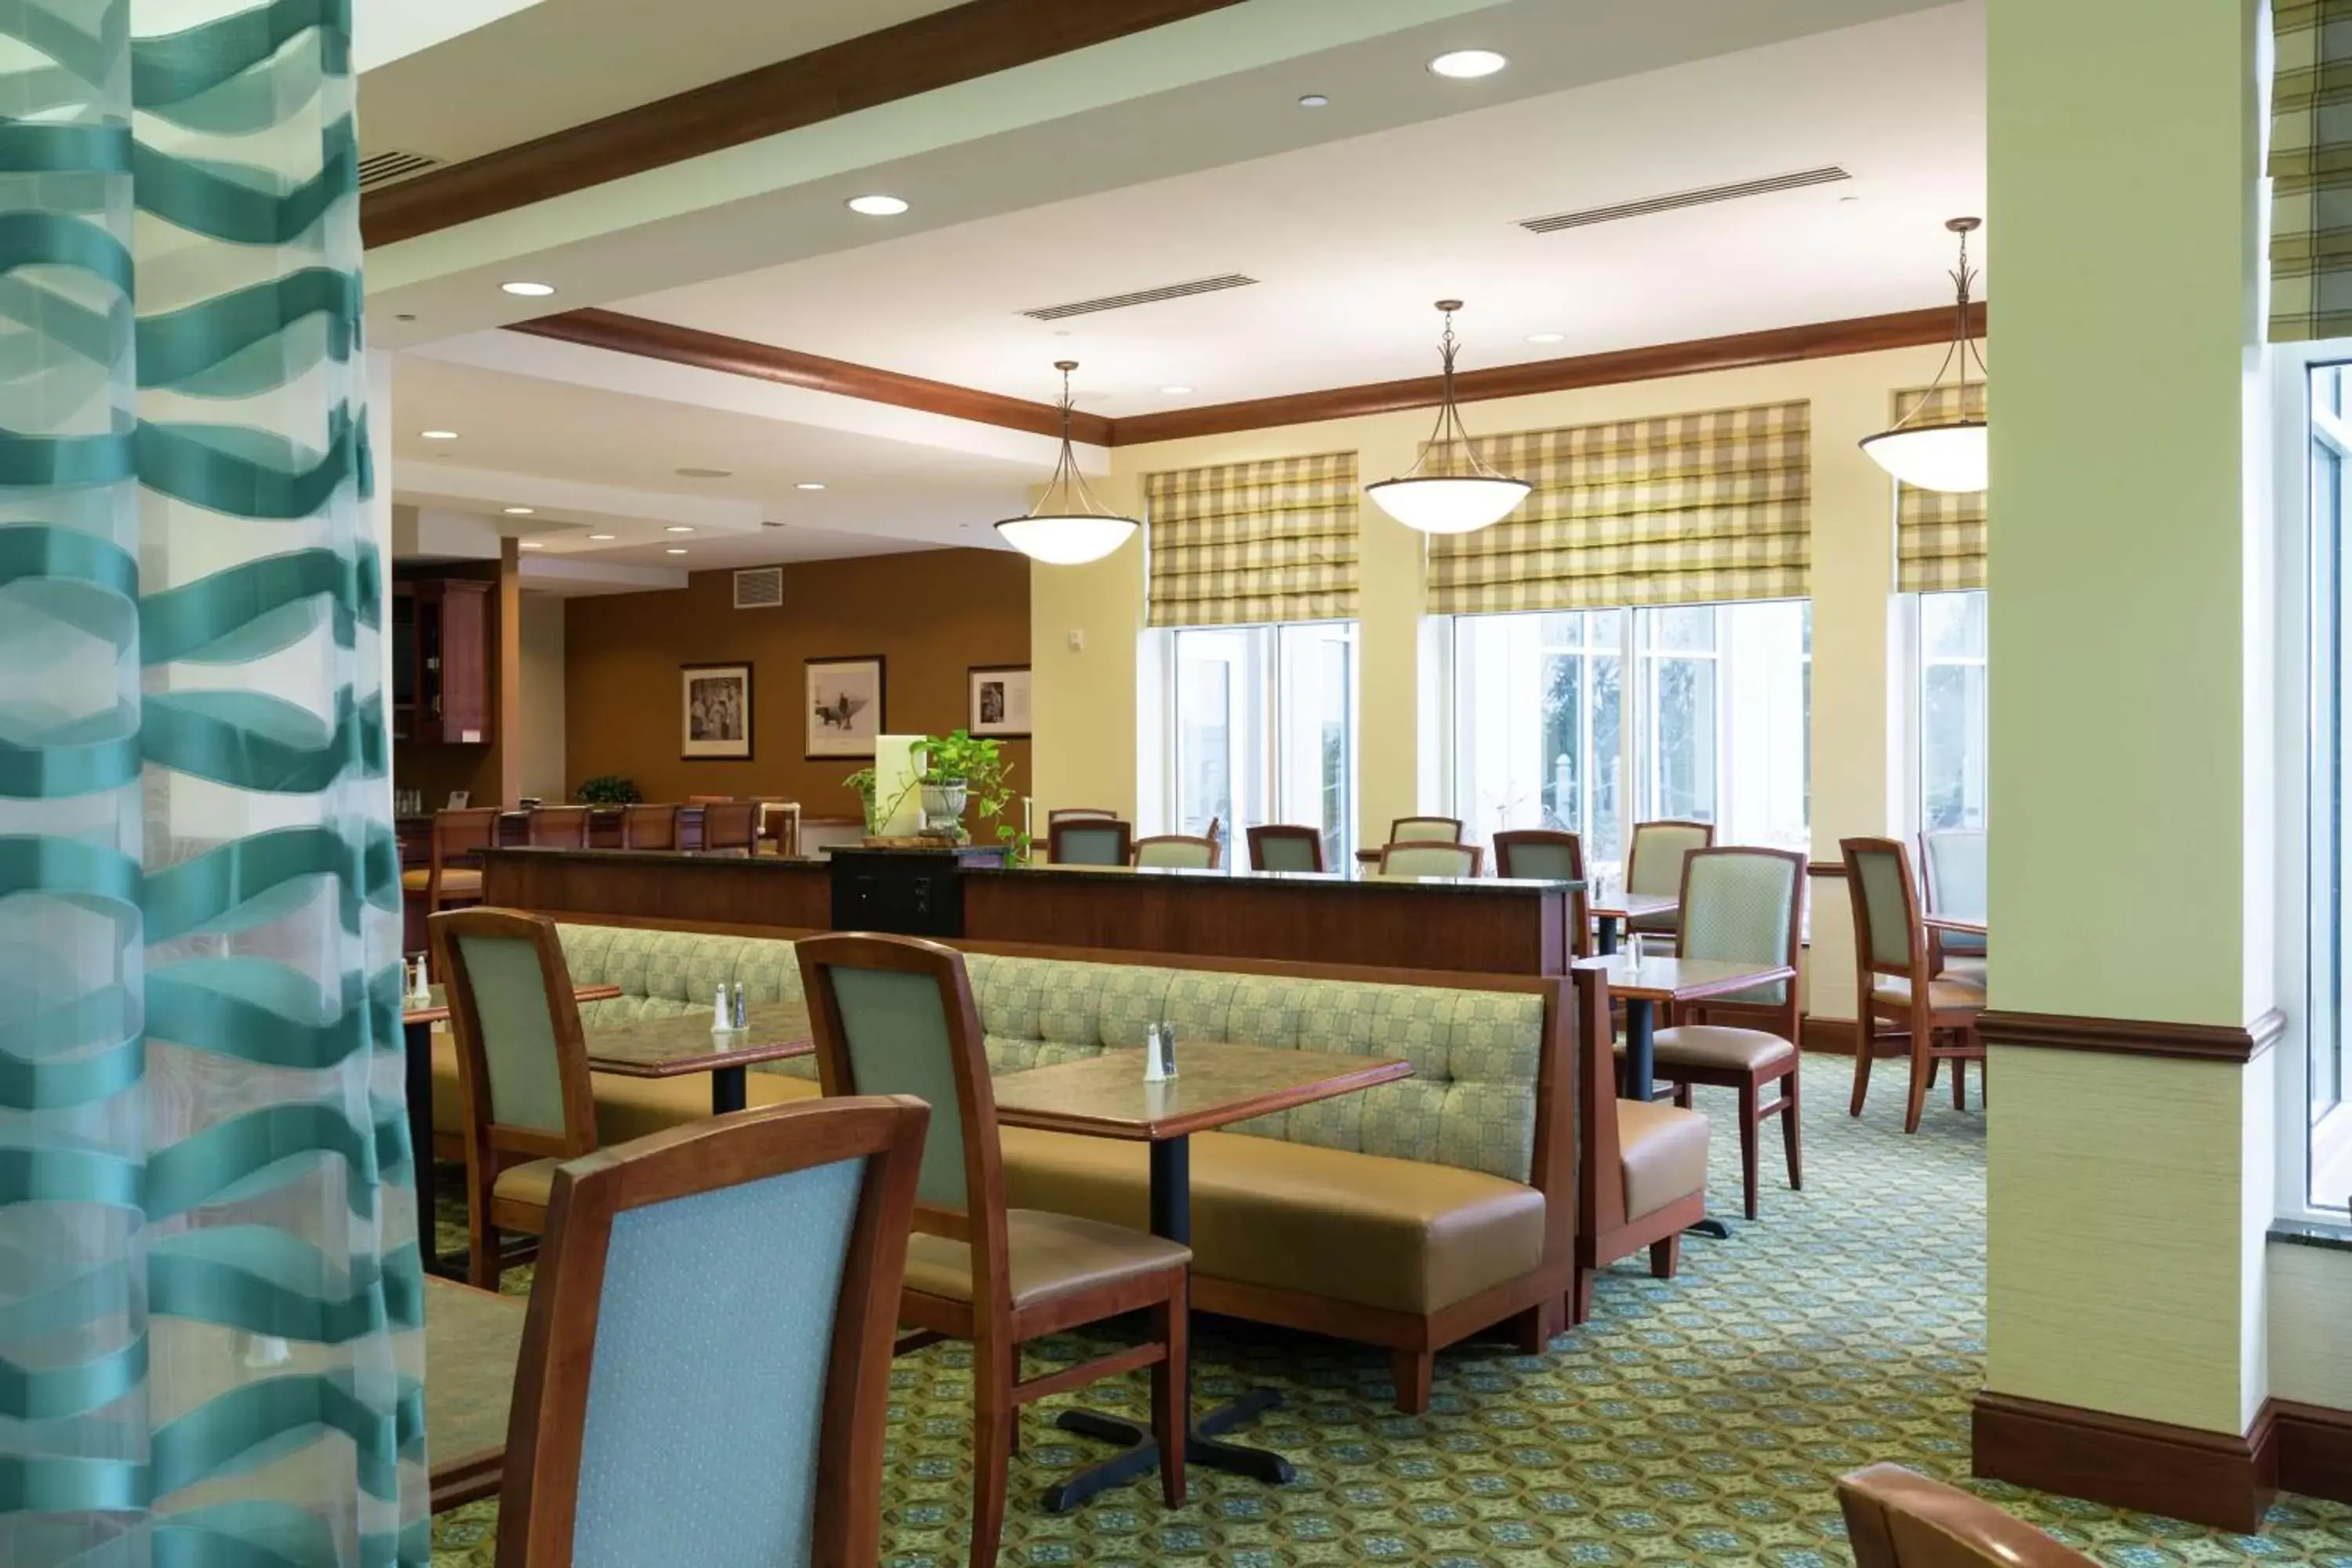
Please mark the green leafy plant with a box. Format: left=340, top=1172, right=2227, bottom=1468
left=916, top=730, right=1026, bottom=862
left=575, top=774, right=641, bottom=805
left=842, top=765, right=917, bottom=837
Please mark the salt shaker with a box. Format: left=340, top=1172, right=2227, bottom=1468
left=409, top=955, right=430, bottom=1005
left=1143, top=1022, right=1169, bottom=1083
left=713, top=985, right=731, bottom=1033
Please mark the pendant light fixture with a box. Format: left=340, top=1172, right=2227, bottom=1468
left=993, top=361, right=1138, bottom=565
left=1367, top=299, right=1531, bottom=535
left=1860, top=216, right=1988, bottom=493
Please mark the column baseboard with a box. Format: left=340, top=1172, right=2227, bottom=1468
left=1969, top=1392, right=2352, bottom=1530
left=1799, top=1014, right=1857, bottom=1054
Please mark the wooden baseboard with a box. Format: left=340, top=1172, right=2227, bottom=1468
left=2277, top=1399, right=2352, bottom=1502
left=1800, top=1014, right=1857, bottom=1054
left=1972, top=1392, right=2277, bottom=1530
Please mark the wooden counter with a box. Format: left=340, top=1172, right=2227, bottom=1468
left=482, top=847, right=832, bottom=933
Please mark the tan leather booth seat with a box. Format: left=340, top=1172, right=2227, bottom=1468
left=429, top=1034, right=817, bottom=1149
left=1616, top=1100, right=1709, bottom=1222
left=1000, top=1125, right=1545, bottom=1316
left=401, top=867, right=482, bottom=895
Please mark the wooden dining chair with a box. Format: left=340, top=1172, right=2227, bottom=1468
left=795, top=935, right=1191, bottom=1568
left=1388, top=814, right=1463, bottom=843
left=702, top=799, right=759, bottom=855
left=1377, top=840, right=1483, bottom=877
left=1047, top=817, right=1132, bottom=866
left=1624, top=819, right=1714, bottom=946
left=1842, top=837, right=1986, bottom=1134
left=1920, top=829, right=1987, bottom=985
left=496, top=1097, right=932, bottom=1568
left=524, top=805, right=590, bottom=848
left=430, top=906, right=599, bottom=1287
left=1047, top=807, right=1119, bottom=825
left=1133, top=833, right=1220, bottom=869
left=757, top=797, right=801, bottom=856
left=687, top=794, right=734, bottom=804
left=1247, top=823, right=1326, bottom=873
left=1493, top=829, right=1591, bottom=958
left=1645, top=847, right=1805, bottom=1220
left=1570, top=960, right=1710, bottom=1323
left=619, top=803, right=680, bottom=850
left=404, top=807, right=498, bottom=927
left=1836, top=1463, right=2095, bottom=1568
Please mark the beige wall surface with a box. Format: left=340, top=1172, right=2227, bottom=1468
left=2270, top=1240, right=2352, bottom=1409
left=517, top=593, right=567, bottom=801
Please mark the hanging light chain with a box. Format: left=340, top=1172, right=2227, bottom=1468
left=1408, top=299, right=1512, bottom=483
left=1029, top=360, right=1121, bottom=521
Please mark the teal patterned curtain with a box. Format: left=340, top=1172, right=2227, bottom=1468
left=0, top=3, right=418, bottom=1567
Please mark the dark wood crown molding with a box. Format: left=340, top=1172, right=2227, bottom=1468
left=361, top=0, right=1248, bottom=247
left=1974, top=1006, right=2285, bottom=1065
left=509, top=309, right=1115, bottom=446
left=506, top=302, right=1986, bottom=449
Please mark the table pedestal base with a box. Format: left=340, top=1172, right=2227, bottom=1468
left=1044, top=1389, right=1295, bottom=1512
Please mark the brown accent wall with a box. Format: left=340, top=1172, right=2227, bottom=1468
left=563, top=548, right=1033, bottom=823
left=392, top=554, right=517, bottom=810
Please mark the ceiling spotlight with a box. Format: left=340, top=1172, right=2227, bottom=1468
left=588, top=533, right=615, bottom=541
left=666, top=547, right=689, bottom=555
left=1160, top=385, right=1194, bottom=396
left=500, top=281, right=557, bottom=297
left=1428, top=49, right=1508, bottom=78
left=1298, top=93, right=1330, bottom=108
left=420, top=430, right=458, bottom=441
left=503, top=506, right=535, bottom=515
left=664, top=525, right=695, bottom=534
left=847, top=194, right=909, bottom=216
left=1526, top=332, right=1565, bottom=345
left=676, top=466, right=731, bottom=478
left=519, top=541, right=543, bottom=550
left=796, top=481, right=826, bottom=492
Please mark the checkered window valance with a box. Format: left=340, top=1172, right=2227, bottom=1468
left=1893, top=382, right=1987, bottom=593
left=2274, top=2, right=2352, bottom=341
left=1145, top=451, right=1359, bottom=628
left=1426, top=401, right=1811, bottom=615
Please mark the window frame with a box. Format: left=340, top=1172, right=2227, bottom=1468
left=1907, top=587, right=1991, bottom=838
left=1154, top=619, right=1359, bottom=866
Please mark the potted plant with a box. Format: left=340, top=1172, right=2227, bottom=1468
left=575, top=774, right=641, bottom=806
left=913, top=730, right=1028, bottom=861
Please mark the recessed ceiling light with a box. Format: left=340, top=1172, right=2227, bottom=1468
left=500, top=281, right=557, bottom=297
left=676, top=466, right=731, bottom=478
left=420, top=430, right=458, bottom=441
left=847, top=194, right=909, bottom=216
left=1160, top=385, right=1194, bottom=396
left=1526, top=332, right=1565, bottom=345
left=1298, top=93, right=1330, bottom=108
left=519, top=541, right=543, bottom=550
left=1428, top=49, right=1508, bottom=78
left=588, top=533, right=615, bottom=542
left=796, top=481, right=826, bottom=492
left=664, top=525, right=695, bottom=534
left=666, top=547, right=688, bottom=555
left=503, top=506, right=535, bottom=515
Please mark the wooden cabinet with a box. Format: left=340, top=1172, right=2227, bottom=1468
left=393, top=579, right=491, bottom=744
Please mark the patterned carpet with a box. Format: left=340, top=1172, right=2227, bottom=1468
left=429, top=1071, right=2352, bottom=1566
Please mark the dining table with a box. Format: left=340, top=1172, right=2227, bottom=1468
left=1923, top=913, right=1987, bottom=937
left=1587, top=891, right=1679, bottom=955
left=424, top=1274, right=527, bottom=1512
left=990, top=1041, right=1414, bottom=1509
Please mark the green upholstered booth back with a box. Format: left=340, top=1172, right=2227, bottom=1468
left=554, top=925, right=1547, bottom=1185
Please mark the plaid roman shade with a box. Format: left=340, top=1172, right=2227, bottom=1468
left=1892, top=382, right=1987, bottom=592
left=1145, top=452, right=1359, bottom=627
left=2274, top=2, right=2352, bottom=340
left=1426, top=401, right=1810, bottom=614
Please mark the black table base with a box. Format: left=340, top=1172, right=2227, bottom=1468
left=1044, top=1136, right=1296, bottom=1512
left=402, top=1017, right=467, bottom=1281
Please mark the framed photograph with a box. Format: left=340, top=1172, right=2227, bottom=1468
left=681, top=662, right=753, bottom=760
left=969, top=664, right=1032, bottom=739
left=806, top=655, right=885, bottom=760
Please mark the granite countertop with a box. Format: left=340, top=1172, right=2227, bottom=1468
left=963, top=862, right=1583, bottom=896
left=481, top=846, right=831, bottom=866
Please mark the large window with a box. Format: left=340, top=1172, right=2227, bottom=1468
left=1918, top=590, right=1989, bottom=833
left=1167, top=622, right=1356, bottom=866
left=1453, top=601, right=1809, bottom=868
left=2307, top=363, right=2352, bottom=1200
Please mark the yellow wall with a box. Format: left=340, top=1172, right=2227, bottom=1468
left=1032, top=340, right=1953, bottom=1020
left=517, top=592, right=567, bottom=801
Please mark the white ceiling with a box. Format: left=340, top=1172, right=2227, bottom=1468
left=615, top=3, right=1984, bottom=409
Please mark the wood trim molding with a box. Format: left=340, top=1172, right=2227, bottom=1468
left=2276, top=1399, right=2352, bottom=1503
left=507, top=302, right=1986, bottom=449
left=1799, top=1014, right=1857, bottom=1055
left=1806, top=860, right=1848, bottom=879
left=361, top=0, right=1247, bottom=246
left=507, top=309, right=1113, bottom=445
left=1975, top=1007, right=2286, bottom=1065
left=1972, top=1391, right=2277, bottom=1532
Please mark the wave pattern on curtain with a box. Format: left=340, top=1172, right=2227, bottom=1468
left=0, top=2, right=416, bottom=1566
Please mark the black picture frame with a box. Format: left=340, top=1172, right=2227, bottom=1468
left=680, top=662, right=753, bottom=761
left=805, top=655, right=886, bottom=760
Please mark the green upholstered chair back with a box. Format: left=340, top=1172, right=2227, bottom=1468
left=1379, top=842, right=1481, bottom=878
left=1134, top=834, right=1218, bottom=869
left=1626, top=819, right=1713, bottom=897
left=1050, top=820, right=1131, bottom=866
left=1493, top=831, right=1583, bottom=882
left=1678, top=848, right=1802, bottom=1007
left=453, top=932, right=573, bottom=1134
left=1389, top=815, right=1462, bottom=843
left=1922, top=830, right=1987, bottom=957
left=503, top=1098, right=927, bottom=1568
left=1249, top=825, right=1325, bottom=872
left=1845, top=838, right=1922, bottom=974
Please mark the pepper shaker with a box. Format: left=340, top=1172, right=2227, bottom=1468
left=731, top=981, right=747, bottom=1031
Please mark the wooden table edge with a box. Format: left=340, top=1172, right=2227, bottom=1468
left=993, top=1054, right=1415, bottom=1142
left=1601, top=964, right=1796, bottom=1004
left=1922, top=914, right=1987, bottom=935
left=586, top=1035, right=815, bottom=1079
left=402, top=982, right=622, bottom=1027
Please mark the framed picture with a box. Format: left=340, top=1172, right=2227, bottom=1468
left=806, top=655, right=885, bottom=760
left=681, top=662, right=753, bottom=760
left=969, top=664, right=1032, bottom=739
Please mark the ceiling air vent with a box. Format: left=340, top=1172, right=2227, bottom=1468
left=1019, top=273, right=1258, bottom=322
left=732, top=567, right=783, bottom=610
left=1519, top=165, right=1851, bottom=234
left=358, top=149, right=443, bottom=191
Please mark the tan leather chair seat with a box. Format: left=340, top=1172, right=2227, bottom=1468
left=430, top=1034, right=817, bottom=1145
left=1000, top=1127, right=1545, bottom=1316
left=401, top=867, right=482, bottom=895
left=1643, top=1024, right=1796, bottom=1072
left=1939, top=957, right=1987, bottom=989
left=902, top=1210, right=1189, bottom=1311
left=1617, top=1099, right=1708, bottom=1222
left=491, top=1156, right=563, bottom=1210
left=1872, top=975, right=1987, bottom=1010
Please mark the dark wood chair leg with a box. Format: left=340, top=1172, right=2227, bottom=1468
left=1390, top=1347, right=1435, bottom=1414
left=969, top=1334, right=1014, bottom=1568
left=1849, top=1011, right=1877, bottom=1116
left=1671, top=1081, right=1693, bottom=1109
left=1903, top=1009, right=1934, bottom=1134
left=1781, top=1062, right=1804, bottom=1191
left=1569, top=1269, right=1596, bottom=1327
left=1737, top=1079, right=1761, bottom=1221
left=1152, top=1294, right=1187, bottom=1508
left=1649, top=1235, right=1680, bottom=1279
left=1952, top=1054, right=1967, bottom=1109
left=1513, top=1294, right=1565, bottom=1354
